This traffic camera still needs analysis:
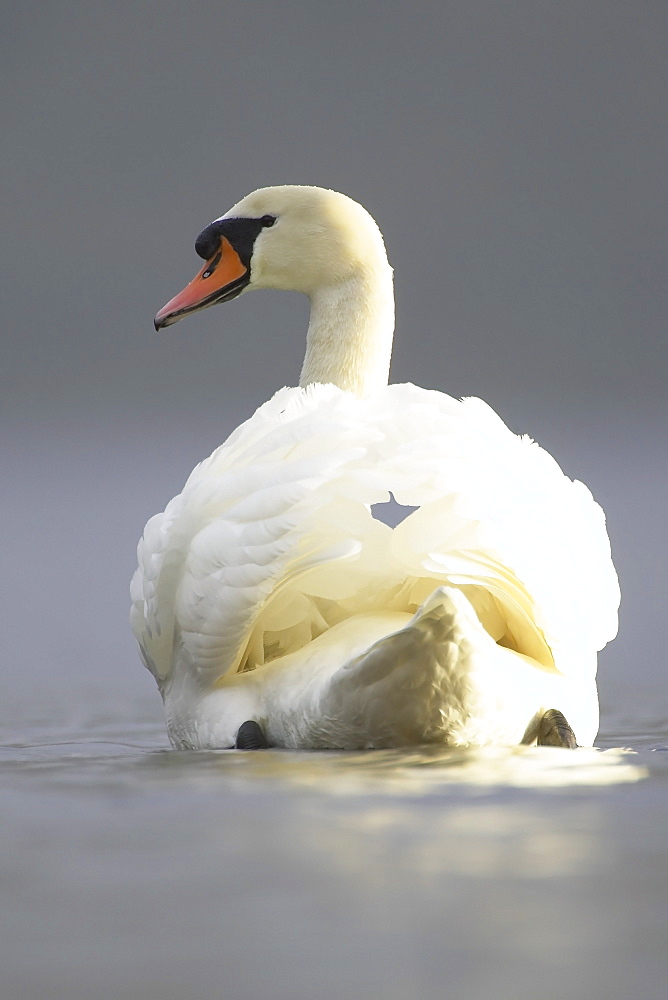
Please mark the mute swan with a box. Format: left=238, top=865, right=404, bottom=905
left=132, top=185, right=619, bottom=750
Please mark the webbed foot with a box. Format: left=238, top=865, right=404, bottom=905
left=537, top=708, right=578, bottom=748
left=235, top=720, right=269, bottom=750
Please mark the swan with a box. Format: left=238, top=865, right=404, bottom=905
left=131, top=185, right=619, bottom=751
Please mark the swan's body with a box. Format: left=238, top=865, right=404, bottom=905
left=132, top=186, right=619, bottom=750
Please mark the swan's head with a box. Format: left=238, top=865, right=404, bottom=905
left=154, top=185, right=390, bottom=329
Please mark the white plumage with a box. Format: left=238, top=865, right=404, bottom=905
left=132, top=186, right=619, bottom=750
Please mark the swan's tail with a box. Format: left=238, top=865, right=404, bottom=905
left=325, top=586, right=486, bottom=747
left=325, top=584, right=590, bottom=748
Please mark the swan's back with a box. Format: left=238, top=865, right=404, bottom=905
left=131, top=382, right=618, bottom=697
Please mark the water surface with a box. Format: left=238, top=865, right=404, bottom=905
left=2, top=709, right=666, bottom=1000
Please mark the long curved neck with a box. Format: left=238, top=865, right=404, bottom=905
left=299, top=263, right=395, bottom=397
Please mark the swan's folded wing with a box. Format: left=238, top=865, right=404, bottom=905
left=374, top=385, right=619, bottom=674
left=131, top=385, right=393, bottom=685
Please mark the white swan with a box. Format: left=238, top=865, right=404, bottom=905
left=131, top=185, right=619, bottom=750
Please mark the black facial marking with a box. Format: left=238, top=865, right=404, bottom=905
left=194, top=216, right=274, bottom=268
left=194, top=225, right=221, bottom=261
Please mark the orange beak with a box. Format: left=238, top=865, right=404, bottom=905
left=154, top=236, right=248, bottom=330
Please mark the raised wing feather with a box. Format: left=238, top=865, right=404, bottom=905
left=131, top=386, right=391, bottom=684
left=131, top=383, right=619, bottom=689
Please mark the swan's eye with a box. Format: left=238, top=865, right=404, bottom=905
left=260, top=215, right=276, bottom=228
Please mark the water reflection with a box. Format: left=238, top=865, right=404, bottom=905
left=188, top=743, right=647, bottom=793
left=0, top=724, right=649, bottom=792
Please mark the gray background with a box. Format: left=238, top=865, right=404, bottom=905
left=2, top=0, right=666, bottom=734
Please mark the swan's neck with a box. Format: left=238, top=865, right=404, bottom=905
left=299, top=264, right=395, bottom=397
